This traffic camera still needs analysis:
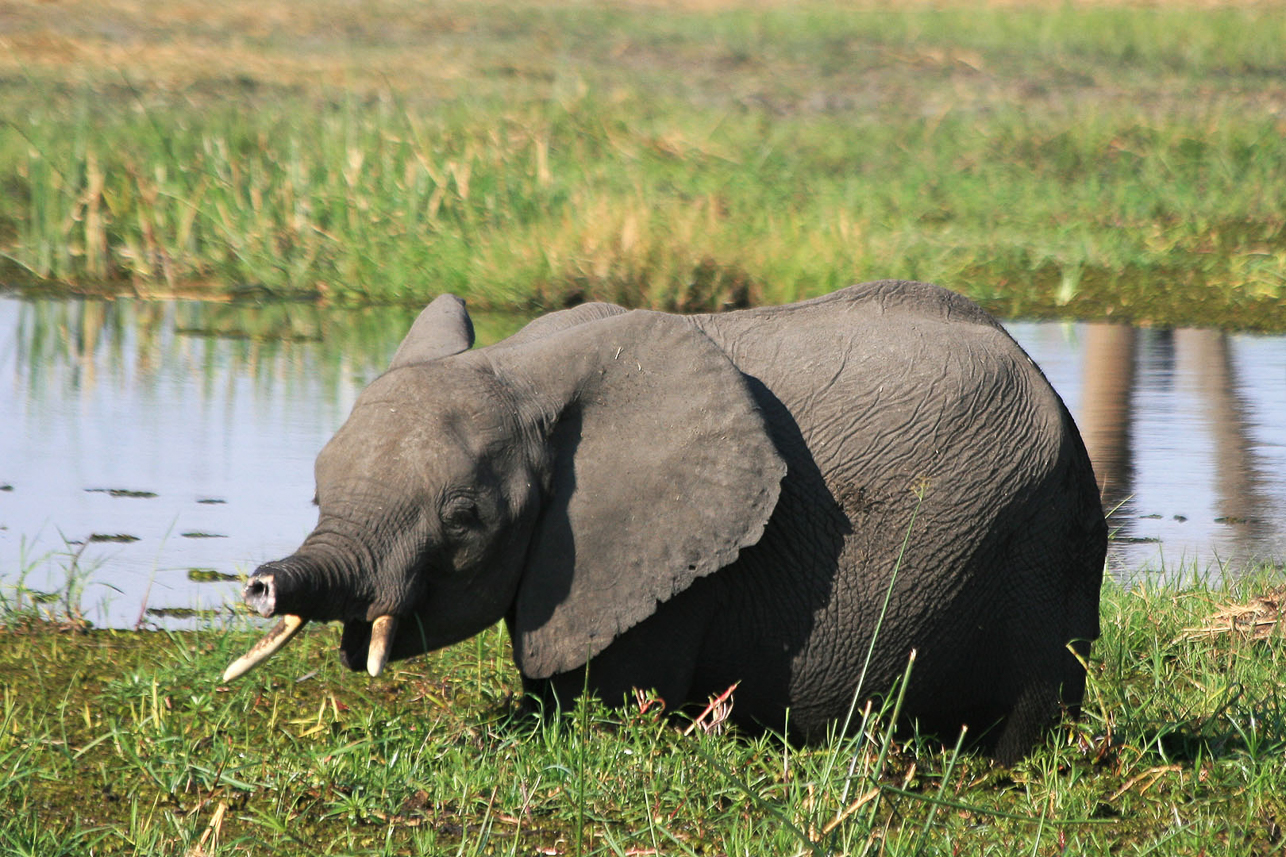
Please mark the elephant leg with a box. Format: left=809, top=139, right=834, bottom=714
left=517, top=589, right=714, bottom=717
left=990, top=641, right=1089, bottom=764
left=991, top=681, right=1061, bottom=765
left=988, top=481, right=1102, bottom=763
left=992, top=675, right=1085, bottom=765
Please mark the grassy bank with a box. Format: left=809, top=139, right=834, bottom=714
left=3, top=570, right=1286, bottom=855
left=2, top=0, right=1285, bottom=328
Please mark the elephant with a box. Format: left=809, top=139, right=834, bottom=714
left=224, top=280, right=1106, bottom=763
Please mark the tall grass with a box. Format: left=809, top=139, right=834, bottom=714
left=1, top=0, right=1284, bottom=327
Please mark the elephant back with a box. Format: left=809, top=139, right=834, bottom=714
left=687, top=280, right=1104, bottom=740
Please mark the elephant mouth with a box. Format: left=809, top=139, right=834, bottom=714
left=222, top=570, right=400, bottom=682
left=338, top=616, right=399, bottom=676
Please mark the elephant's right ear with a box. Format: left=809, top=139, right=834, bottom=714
left=490, top=310, right=787, bottom=680
left=388, top=294, right=475, bottom=369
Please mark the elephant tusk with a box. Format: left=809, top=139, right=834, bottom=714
left=367, top=614, right=397, bottom=677
left=222, top=614, right=308, bottom=682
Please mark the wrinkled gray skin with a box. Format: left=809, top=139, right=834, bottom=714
left=239, top=280, right=1105, bottom=763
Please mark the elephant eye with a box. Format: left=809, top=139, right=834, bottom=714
left=441, top=495, right=481, bottom=535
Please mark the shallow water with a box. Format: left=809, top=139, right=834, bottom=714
left=1010, top=322, right=1285, bottom=577
left=1, top=296, right=1283, bottom=628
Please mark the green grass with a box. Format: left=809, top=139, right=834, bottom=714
left=3, top=563, right=1286, bottom=855
left=2, top=0, right=1285, bottom=328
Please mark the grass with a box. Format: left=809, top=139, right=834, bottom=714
left=3, top=562, right=1286, bottom=855
left=1, top=0, right=1285, bottom=328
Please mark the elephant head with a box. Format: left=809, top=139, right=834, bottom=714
left=224, top=295, right=786, bottom=683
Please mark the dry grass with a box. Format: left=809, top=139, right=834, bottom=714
left=1, top=0, right=473, bottom=93
left=1180, top=587, right=1286, bottom=642
left=2, top=0, right=1276, bottom=90
left=622, top=0, right=1276, bottom=7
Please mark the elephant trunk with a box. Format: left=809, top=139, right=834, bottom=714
left=244, top=543, right=376, bottom=623
left=242, top=557, right=327, bottom=619
left=242, top=565, right=284, bottom=617
left=223, top=547, right=389, bottom=683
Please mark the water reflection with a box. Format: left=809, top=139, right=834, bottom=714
left=0, top=295, right=1282, bottom=627
left=1079, top=323, right=1137, bottom=515
left=1017, top=321, right=1285, bottom=578
left=0, top=296, right=526, bottom=628
left=1175, top=329, right=1272, bottom=545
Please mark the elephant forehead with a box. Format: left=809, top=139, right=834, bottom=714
left=351, top=364, right=493, bottom=424
left=321, top=398, right=518, bottom=486
left=319, top=406, right=461, bottom=477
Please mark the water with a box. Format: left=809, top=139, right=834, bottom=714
left=1012, top=323, right=1286, bottom=576
left=2, top=296, right=1283, bottom=628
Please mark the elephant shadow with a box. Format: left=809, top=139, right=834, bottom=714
left=680, top=375, right=853, bottom=736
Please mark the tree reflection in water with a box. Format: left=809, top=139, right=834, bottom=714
left=1074, top=322, right=1281, bottom=579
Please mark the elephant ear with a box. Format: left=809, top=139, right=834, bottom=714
left=501, top=301, right=628, bottom=346
left=492, top=310, right=787, bottom=679
left=388, top=294, right=475, bottom=368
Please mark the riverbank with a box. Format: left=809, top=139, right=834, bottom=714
left=2, top=0, right=1285, bottom=329
left=2, top=570, right=1285, bottom=854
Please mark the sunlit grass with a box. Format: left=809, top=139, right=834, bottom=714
left=1, top=0, right=1284, bottom=327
